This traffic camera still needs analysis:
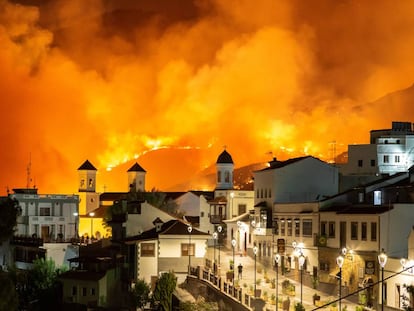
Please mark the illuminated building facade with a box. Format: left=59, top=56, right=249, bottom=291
left=342, top=121, right=414, bottom=178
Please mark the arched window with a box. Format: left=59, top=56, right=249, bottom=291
left=217, top=171, right=221, bottom=183
left=224, top=171, right=230, bottom=183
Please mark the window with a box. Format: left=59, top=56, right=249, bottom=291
left=217, top=171, right=221, bottom=183
left=181, top=243, right=194, bottom=256
left=273, top=219, right=279, bottom=235
left=72, top=286, right=77, bottom=296
left=302, top=219, right=312, bottom=237
left=358, top=160, right=363, bottom=167
left=256, top=189, right=259, bottom=198
left=328, top=222, right=335, bottom=238
left=361, top=222, right=367, bottom=240
left=384, top=155, right=389, bottom=163
left=91, top=288, right=96, bottom=296
left=371, top=159, right=376, bottom=167
left=351, top=222, right=358, bottom=240
left=39, top=207, right=50, bottom=216
left=395, top=155, right=400, bottom=163
left=141, top=243, right=155, bottom=257
left=280, top=219, right=285, bottom=235
left=320, top=221, right=327, bottom=236
left=287, top=219, right=292, bottom=236
left=88, top=178, right=93, bottom=187
left=238, top=204, right=246, bottom=215
left=82, top=287, right=87, bottom=296
left=224, top=171, right=230, bottom=183
left=201, top=211, right=204, bottom=217
left=371, top=222, right=377, bottom=241
left=294, top=219, right=300, bottom=236
left=80, top=179, right=85, bottom=187
left=374, top=190, right=382, bottom=205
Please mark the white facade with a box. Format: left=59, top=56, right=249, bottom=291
left=342, top=121, right=414, bottom=177
left=11, top=190, right=79, bottom=241
left=254, top=156, right=339, bottom=204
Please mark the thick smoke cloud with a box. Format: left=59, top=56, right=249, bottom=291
left=1, top=0, right=414, bottom=193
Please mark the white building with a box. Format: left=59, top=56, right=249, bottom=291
left=8, top=188, right=79, bottom=269
left=124, top=218, right=210, bottom=286
left=342, top=121, right=414, bottom=177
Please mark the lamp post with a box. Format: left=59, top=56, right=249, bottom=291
left=89, top=212, right=95, bottom=239
left=213, top=231, right=218, bottom=274
left=217, top=225, right=222, bottom=270
left=299, top=253, right=305, bottom=306
left=232, top=238, right=236, bottom=289
left=187, top=225, right=192, bottom=278
left=253, top=246, right=258, bottom=297
left=275, top=253, right=281, bottom=311
left=337, top=255, right=344, bottom=311
left=378, top=249, right=388, bottom=311
left=73, top=212, right=79, bottom=239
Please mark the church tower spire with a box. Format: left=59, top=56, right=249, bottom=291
left=216, top=148, right=234, bottom=190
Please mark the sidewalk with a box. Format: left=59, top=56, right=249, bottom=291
left=208, top=246, right=359, bottom=311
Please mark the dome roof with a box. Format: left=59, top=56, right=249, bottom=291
left=216, top=150, right=233, bottom=164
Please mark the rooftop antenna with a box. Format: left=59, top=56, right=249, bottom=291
left=26, top=153, right=32, bottom=189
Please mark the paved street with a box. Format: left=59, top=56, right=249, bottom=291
left=206, top=246, right=359, bottom=311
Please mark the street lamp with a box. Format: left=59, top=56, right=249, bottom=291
left=217, top=225, right=223, bottom=270
left=187, top=225, right=193, bottom=278
left=378, top=249, right=388, bottom=311
left=232, top=238, right=236, bottom=289
left=89, top=212, right=95, bottom=239
left=299, top=253, right=305, bottom=306
left=253, top=246, right=258, bottom=297
left=213, top=231, right=218, bottom=274
left=275, top=253, right=281, bottom=311
left=73, top=212, right=79, bottom=239
left=337, top=255, right=344, bottom=311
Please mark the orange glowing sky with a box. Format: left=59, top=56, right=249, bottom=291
left=2, top=0, right=414, bottom=195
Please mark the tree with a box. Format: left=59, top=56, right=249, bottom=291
left=130, top=279, right=151, bottom=309
left=0, top=197, right=20, bottom=242
left=0, top=270, right=18, bottom=311
left=179, top=297, right=218, bottom=311
left=26, top=257, right=67, bottom=310
left=152, top=271, right=177, bottom=311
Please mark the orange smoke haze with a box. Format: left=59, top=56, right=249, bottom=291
left=2, top=0, right=414, bottom=194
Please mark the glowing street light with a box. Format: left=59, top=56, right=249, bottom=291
left=187, top=225, right=193, bottom=278
left=336, top=255, right=344, bottom=311
left=253, top=245, right=258, bottom=297
left=275, top=253, right=281, bottom=311
left=378, top=249, right=388, bottom=311
left=217, top=225, right=223, bottom=269
left=232, top=238, right=236, bottom=289
left=213, top=231, right=218, bottom=274
left=89, top=212, right=95, bottom=239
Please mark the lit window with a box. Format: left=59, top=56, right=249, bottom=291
left=280, top=219, right=285, bottom=235
left=374, top=191, right=382, bottom=205
left=320, top=221, right=327, bottom=236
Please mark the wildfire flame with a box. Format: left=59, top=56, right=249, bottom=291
left=1, top=0, right=414, bottom=194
